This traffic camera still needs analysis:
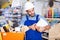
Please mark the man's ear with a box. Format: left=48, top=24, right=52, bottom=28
left=26, top=10, right=28, bottom=12
left=33, top=8, right=34, bottom=10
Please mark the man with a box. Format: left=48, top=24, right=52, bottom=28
left=21, top=2, right=50, bottom=40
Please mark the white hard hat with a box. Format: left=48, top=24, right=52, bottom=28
left=24, top=2, right=34, bottom=11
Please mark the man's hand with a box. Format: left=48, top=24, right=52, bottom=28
left=35, top=25, right=43, bottom=32
left=21, top=26, right=29, bottom=32
left=29, top=24, right=36, bottom=30
left=35, top=25, right=50, bottom=32
left=35, top=26, right=46, bottom=32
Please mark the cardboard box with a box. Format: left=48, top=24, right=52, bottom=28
left=49, top=23, right=60, bottom=40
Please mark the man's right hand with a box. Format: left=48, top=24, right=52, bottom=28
left=21, top=26, right=29, bottom=32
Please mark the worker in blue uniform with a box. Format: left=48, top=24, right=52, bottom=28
left=20, top=2, right=50, bottom=40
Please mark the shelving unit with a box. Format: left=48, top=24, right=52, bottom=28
left=42, top=36, right=48, bottom=39
left=42, top=1, right=60, bottom=40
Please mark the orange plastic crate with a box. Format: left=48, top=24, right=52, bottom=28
left=0, top=32, right=2, bottom=40
left=1, top=32, right=24, bottom=40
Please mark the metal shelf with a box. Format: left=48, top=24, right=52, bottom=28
left=46, top=18, right=60, bottom=20
left=42, top=36, right=48, bottom=39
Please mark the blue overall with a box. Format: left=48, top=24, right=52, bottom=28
left=24, top=15, right=42, bottom=40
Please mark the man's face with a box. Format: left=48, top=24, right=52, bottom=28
left=26, top=8, right=35, bottom=17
